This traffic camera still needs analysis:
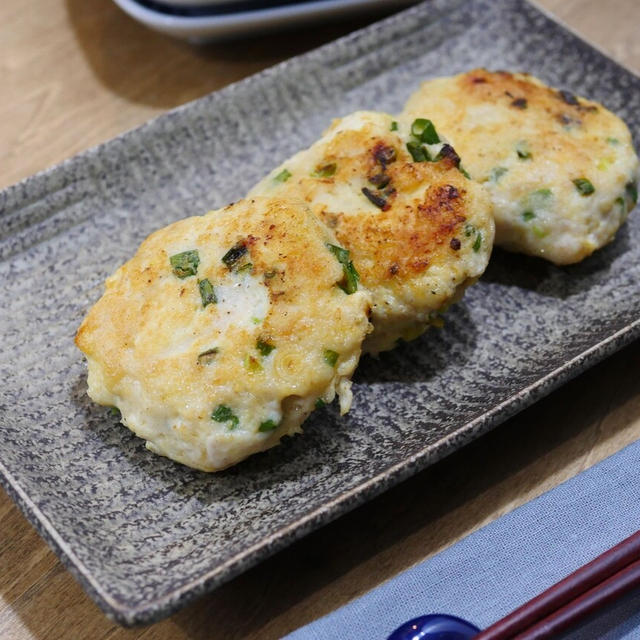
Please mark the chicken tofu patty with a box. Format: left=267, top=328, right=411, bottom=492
left=401, top=69, right=639, bottom=265
left=76, top=197, right=372, bottom=471
left=249, top=111, right=494, bottom=354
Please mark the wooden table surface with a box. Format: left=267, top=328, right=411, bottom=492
left=2, top=1, right=640, bottom=638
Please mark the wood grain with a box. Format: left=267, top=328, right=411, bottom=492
left=1, top=1, right=639, bottom=638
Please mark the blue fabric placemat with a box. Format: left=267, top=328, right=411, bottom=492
left=285, top=438, right=640, bottom=639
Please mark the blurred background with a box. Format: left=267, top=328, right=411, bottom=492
left=2, top=0, right=637, bottom=192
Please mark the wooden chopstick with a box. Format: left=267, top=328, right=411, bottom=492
left=475, top=529, right=640, bottom=639
left=513, top=557, right=640, bottom=639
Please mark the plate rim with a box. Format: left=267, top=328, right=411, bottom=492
left=2, top=0, right=640, bottom=626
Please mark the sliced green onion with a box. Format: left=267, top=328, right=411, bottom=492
left=323, top=349, right=339, bottom=367
left=256, top=338, right=275, bottom=356
left=198, top=278, right=217, bottom=307
left=532, top=225, right=549, bottom=238
left=211, top=405, right=239, bottom=430
left=490, top=167, right=508, bottom=182
left=108, top=406, right=121, bottom=418
left=390, top=121, right=399, bottom=131
left=607, top=137, right=620, bottom=146
left=459, top=165, right=471, bottom=179
left=472, top=233, right=482, bottom=252
left=258, top=419, right=279, bottom=433
left=327, top=243, right=359, bottom=294
left=406, top=141, right=429, bottom=162
left=362, top=186, right=388, bottom=210
left=522, top=211, right=536, bottom=222
left=315, top=398, right=326, bottom=409
left=573, top=178, right=595, bottom=196
left=197, top=347, right=219, bottom=365
left=244, top=354, right=263, bottom=373
left=516, top=141, right=532, bottom=160
left=222, top=242, right=248, bottom=270
left=170, top=250, right=200, bottom=278
left=369, top=172, right=391, bottom=189
left=529, top=188, right=552, bottom=209
left=237, top=262, right=254, bottom=274
left=435, top=144, right=461, bottom=167
left=274, top=168, right=292, bottom=183
left=411, top=118, right=440, bottom=144
left=312, top=163, right=337, bottom=178
left=615, top=196, right=626, bottom=214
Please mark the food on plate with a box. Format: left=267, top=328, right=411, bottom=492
left=249, top=110, right=494, bottom=354
left=401, top=68, right=639, bottom=265
left=75, top=197, right=372, bottom=471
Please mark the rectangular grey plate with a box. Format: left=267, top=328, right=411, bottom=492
left=2, top=0, right=640, bottom=626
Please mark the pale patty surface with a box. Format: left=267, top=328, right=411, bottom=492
left=402, top=69, right=640, bottom=265
left=249, top=111, right=494, bottom=354
left=76, top=197, right=372, bottom=471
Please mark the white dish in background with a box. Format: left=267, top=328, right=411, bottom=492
left=152, top=0, right=254, bottom=6
left=112, top=0, right=417, bottom=42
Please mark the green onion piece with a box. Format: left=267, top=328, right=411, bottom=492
left=315, top=398, right=326, bottom=409
left=323, top=349, right=339, bottom=367
left=459, top=165, right=471, bottom=179
left=237, top=262, right=254, bottom=274
left=362, top=186, right=389, bottom=209
left=244, top=354, right=263, bottom=373
left=108, top=406, right=121, bottom=418
left=390, top=121, right=399, bottom=131
left=529, top=188, right=552, bottom=210
left=573, top=178, right=595, bottom=196
left=274, top=168, right=292, bottom=183
left=472, top=233, right=482, bottom=252
left=258, top=419, right=279, bottom=433
left=406, top=141, right=430, bottom=162
left=464, top=223, right=476, bottom=238
left=368, top=172, right=391, bottom=189
left=607, top=137, right=620, bottom=145
left=411, top=118, right=440, bottom=144
left=626, top=181, right=638, bottom=206
left=327, top=243, right=349, bottom=264
left=522, top=211, right=536, bottom=222
left=342, top=261, right=360, bottom=294
left=490, top=167, right=508, bottom=182
left=197, top=347, right=219, bottom=365
left=251, top=317, right=262, bottom=325
left=312, top=163, right=337, bottom=178
left=326, top=243, right=359, bottom=294
left=211, top=405, right=239, bottom=430
left=222, top=242, right=248, bottom=270
left=516, top=141, right=532, bottom=160
left=256, top=338, right=275, bottom=356
left=198, top=278, right=217, bottom=307
left=511, top=97, right=527, bottom=109
left=532, top=225, right=549, bottom=238
left=615, top=196, right=626, bottom=211
left=170, top=250, right=200, bottom=278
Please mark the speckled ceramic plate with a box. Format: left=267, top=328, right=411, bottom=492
left=2, top=0, right=639, bottom=626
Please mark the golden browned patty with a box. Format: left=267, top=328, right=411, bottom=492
left=401, top=68, right=639, bottom=265
left=76, top=197, right=372, bottom=471
left=249, top=111, right=494, bottom=354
